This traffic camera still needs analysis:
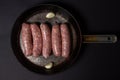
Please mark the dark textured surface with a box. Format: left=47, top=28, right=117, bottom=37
left=0, top=0, right=120, bottom=80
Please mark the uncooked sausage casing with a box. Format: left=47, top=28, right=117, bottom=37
left=40, top=23, right=51, bottom=58
left=21, top=23, right=32, bottom=56
left=52, top=24, right=62, bottom=57
left=30, top=24, right=42, bottom=57
left=60, top=23, right=71, bottom=58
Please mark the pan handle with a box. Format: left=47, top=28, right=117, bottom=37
left=82, top=35, right=117, bottom=43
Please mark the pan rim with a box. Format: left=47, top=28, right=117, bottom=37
left=11, top=4, right=82, bottom=74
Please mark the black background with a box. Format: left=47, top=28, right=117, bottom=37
left=0, top=0, right=120, bottom=80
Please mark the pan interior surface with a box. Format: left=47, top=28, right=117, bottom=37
left=11, top=4, right=82, bottom=74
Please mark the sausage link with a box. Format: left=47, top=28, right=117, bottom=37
left=40, top=23, right=51, bottom=58
left=52, top=24, right=62, bottom=57
left=21, top=23, right=32, bottom=56
left=60, top=23, right=71, bottom=58
left=30, top=24, right=42, bottom=57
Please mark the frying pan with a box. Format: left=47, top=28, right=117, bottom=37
left=11, top=4, right=117, bottom=74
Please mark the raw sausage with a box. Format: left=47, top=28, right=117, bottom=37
left=21, top=23, right=32, bottom=56
left=60, top=23, right=71, bottom=58
left=40, top=23, right=51, bottom=58
left=52, top=24, right=62, bottom=56
left=30, top=24, right=42, bottom=57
